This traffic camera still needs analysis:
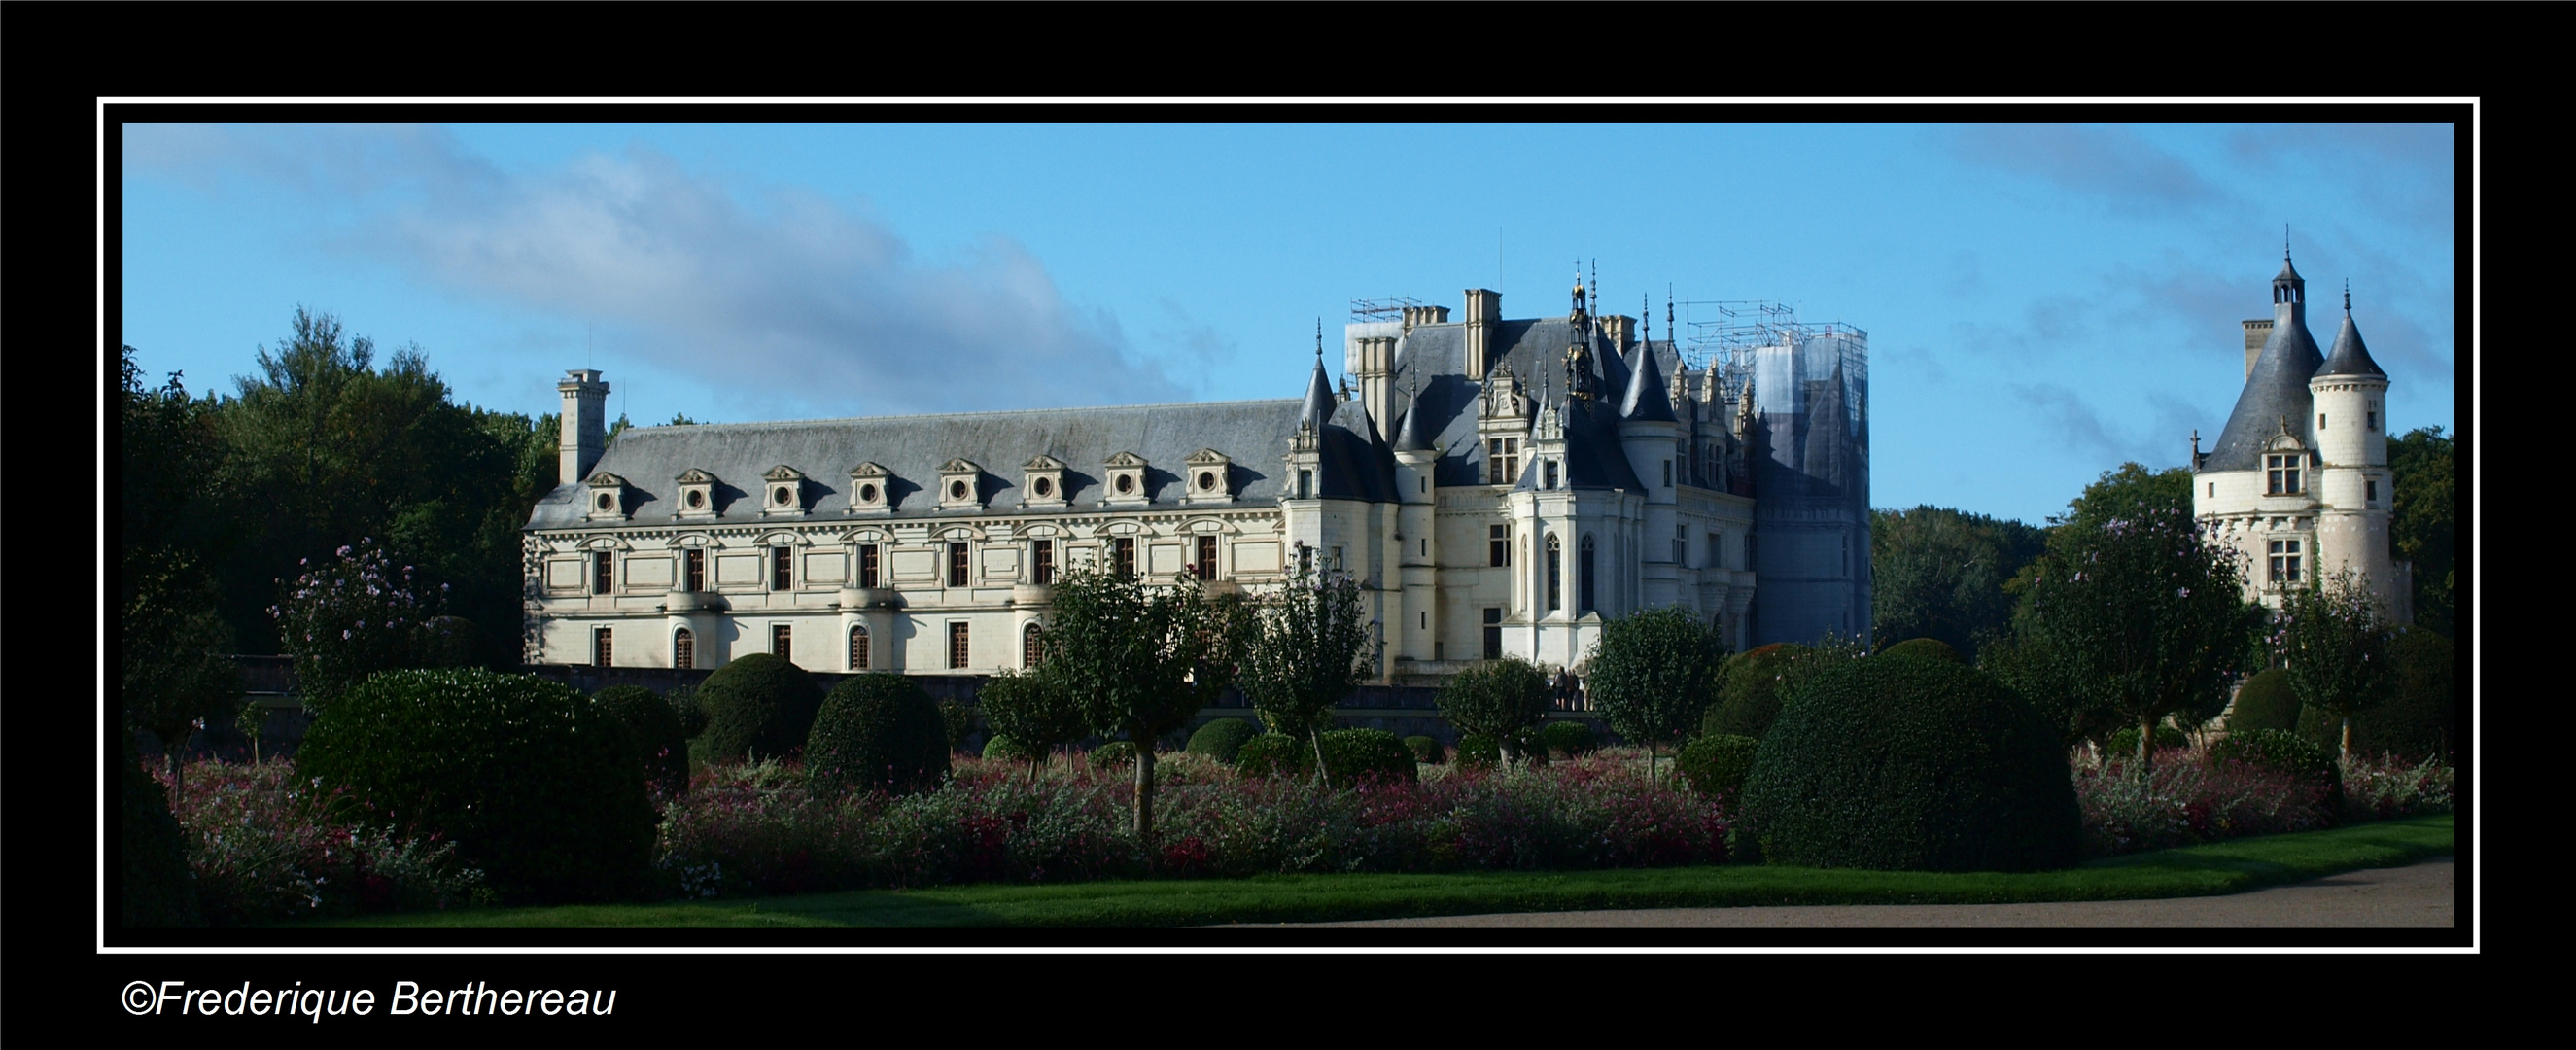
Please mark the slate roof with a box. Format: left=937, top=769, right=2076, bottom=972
left=2206, top=307, right=2324, bottom=473
left=1384, top=317, right=1666, bottom=491
left=526, top=399, right=1305, bottom=530
left=2315, top=308, right=2386, bottom=379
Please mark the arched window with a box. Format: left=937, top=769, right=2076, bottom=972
left=1580, top=535, right=1597, bottom=613
left=849, top=624, right=869, bottom=671
left=673, top=627, right=694, bottom=670
left=1024, top=622, right=1045, bottom=669
left=1546, top=534, right=1563, bottom=612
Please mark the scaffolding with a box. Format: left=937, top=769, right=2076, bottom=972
left=1678, top=299, right=1867, bottom=435
left=1349, top=296, right=1425, bottom=323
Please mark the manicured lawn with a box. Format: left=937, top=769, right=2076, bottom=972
left=316, top=814, right=2450, bottom=929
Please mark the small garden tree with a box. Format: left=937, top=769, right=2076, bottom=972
left=1038, top=567, right=1249, bottom=837
left=976, top=668, right=1088, bottom=777
left=1236, top=564, right=1375, bottom=785
left=270, top=538, right=445, bottom=712
left=2016, top=465, right=2263, bottom=769
left=1584, top=606, right=1727, bottom=784
left=1436, top=657, right=1553, bottom=765
left=2276, top=567, right=2397, bottom=759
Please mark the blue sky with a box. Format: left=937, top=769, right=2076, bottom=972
left=119, top=118, right=2460, bottom=526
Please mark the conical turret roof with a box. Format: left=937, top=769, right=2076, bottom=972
left=1619, top=339, right=1677, bottom=423
left=1393, top=383, right=1434, bottom=451
left=2315, top=302, right=2386, bottom=379
left=1299, top=355, right=1338, bottom=432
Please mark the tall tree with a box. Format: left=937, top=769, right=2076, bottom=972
left=2016, top=464, right=2263, bottom=769
left=1584, top=606, right=1727, bottom=783
left=1236, top=564, right=1375, bottom=785
left=1038, top=567, right=1248, bottom=837
left=1436, top=658, right=1554, bottom=765
left=1870, top=506, right=2047, bottom=660
left=121, top=346, right=243, bottom=785
left=975, top=668, right=1087, bottom=778
left=2276, top=567, right=2398, bottom=759
left=2387, top=426, right=2454, bottom=636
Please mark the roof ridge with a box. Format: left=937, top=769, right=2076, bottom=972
left=618, top=398, right=1303, bottom=434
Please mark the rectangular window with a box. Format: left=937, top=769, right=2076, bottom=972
left=1675, top=523, right=1688, bottom=566
left=593, top=551, right=614, bottom=595
left=1709, top=531, right=1723, bottom=571
left=1032, top=539, right=1054, bottom=585
left=949, top=622, right=971, bottom=669
left=673, top=629, right=694, bottom=670
left=1662, top=459, right=1672, bottom=487
left=1298, top=469, right=1313, bottom=499
left=771, top=546, right=793, bottom=591
left=1195, top=535, right=1218, bottom=581
left=1298, top=543, right=1313, bottom=577
left=2208, top=482, right=2215, bottom=498
left=2368, top=407, right=2377, bottom=430
left=2318, top=412, right=2328, bottom=430
left=1542, top=459, right=1557, bottom=490
left=2366, top=479, right=2379, bottom=505
left=1547, top=543, right=1562, bottom=612
left=593, top=627, right=613, bottom=667
left=857, top=543, right=880, bottom=589
left=1487, top=437, right=1520, bottom=484
left=1419, top=611, right=1428, bottom=630
left=1114, top=537, right=1137, bottom=578
left=772, top=623, right=792, bottom=659
left=948, top=542, right=969, bottom=587
left=1482, top=607, right=1503, bottom=660
left=2265, top=454, right=2305, bottom=495
left=1331, top=545, right=1343, bottom=573
left=2269, top=539, right=2303, bottom=584
left=684, top=548, right=706, bottom=592
left=1490, top=525, right=1509, bottom=567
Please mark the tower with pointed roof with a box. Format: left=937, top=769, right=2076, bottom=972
left=2193, top=251, right=2409, bottom=619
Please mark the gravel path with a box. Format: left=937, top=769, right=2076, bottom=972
left=1260, top=857, right=2454, bottom=928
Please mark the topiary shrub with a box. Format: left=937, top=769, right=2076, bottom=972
left=1541, top=719, right=1598, bottom=757
left=1675, top=733, right=1760, bottom=808
left=692, top=653, right=823, bottom=764
left=2105, top=723, right=2190, bottom=758
left=1742, top=657, right=2080, bottom=872
left=983, top=734, right=1035, bottom=762
left=592, top=685, right=691, bottom=795
left=1405, top=735, right=1445, bottom=765
left=2227, top=668, right=2301, bottom=733
left=1704, top=643, right=1812, bottom=740
left=1186, top=718, right=1260, bottom=764
left=1091, top=739, right=1138, bottom=770
left=1877, top=637, right=1961, bottom=664
left=808, top=674, right=951, bottom=796
left=668, top=684, right=712, bottom=740
left=2210, top=727, right=2343, bottom=816
left=1452, top=733, right=1501, bottom=770
left=2351, top=630, right=2454, bottom=761
left=1509, top=725, right=1550, bottom=766
left=297, top=668, right=655, bottom=903
left=1317, top=728, right=1418, bottom=788
left=1233, top=733, right=1305, bottom=779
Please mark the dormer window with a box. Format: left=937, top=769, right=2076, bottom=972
left=847, top=461, right=891, bottom=514
left=2265, top=453, right=2304, bottom=495
left=938, top=458, right=985, bottom=511
left=584, top=472, right=629, bottom=522
left=1022, top=454, right=1068, bottom=508
left=674, top=468, right=718, bottom=520
left=1183, top=448, right=1234, bottom=505
left=1103, top=451, right=1149, bottom=506
left=761, top=465, right=807, bottom=517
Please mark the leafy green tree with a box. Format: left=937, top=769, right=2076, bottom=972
left=121, top=347, right=243, bottom=787
left=2275, top=567, right=2397, bottom=759
left=2016, top=464, right=2263, bottom=769
left=2387, top=426, right=2454, bottom=636
left=1236, top=564, right=1375, bottom=785
left=1037, top=567, right=1249, bottom=836
left=976, top=669, right=1087, bottom=777
left=1436, top=658, right=1553, bottom=765
left=1869, top=506, right=2047, bottom=660
left=269, top=540, right=445, bottom=712
left=1584, top=606, right=1727, bottom=783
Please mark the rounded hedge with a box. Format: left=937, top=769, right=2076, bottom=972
left=808, top=674, right=951, bottom=796
left=692, top=653, right=823, bottom=763
left=2210, top=727, right=2343, bottom=812
left=1675, top=733, right=1761, bottom=807
left=2227, top=668, right=2301, bottom=733
left=1541, top=719, right=1598, bottom=757
left=1742, top=657, right=2079, bottom=873
left=1877, top=637, right=1961, bottom=663
left=982, top=734, right=1035, bottom=762
left=1233, top=733, right=1304, bottom=779
left=1404, top=735, right=1445, bottom=765
left=1704, top=643, right=1811, bottom=740
left=1508, top=725, right=1550, bottom=766
left=1186, top=718, right=1260, bottom=764
left=1091, top=740, right=1139, bottom=769
left=668, top=685, right=712, bottom=740
left=297, top=668, right=655, bottom=903
left=1225, top=729, right=1416, bottom=788
left=2105, top=723, right=2190, bottom=759
left=592, top=685, right=691, bottom=795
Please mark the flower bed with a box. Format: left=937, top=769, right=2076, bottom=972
left=2071, top=745, right=2454, bottom=858
left=157, top=758, right=494, bottom=926
left=653, top=751, right=1727, bottom=899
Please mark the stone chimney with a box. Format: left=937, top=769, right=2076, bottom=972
left=1463, top=289, right=1501, bottom=377
left=2242, top=319, right=2274, bottom=381
left=558, top=368, right=609, bottom=486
